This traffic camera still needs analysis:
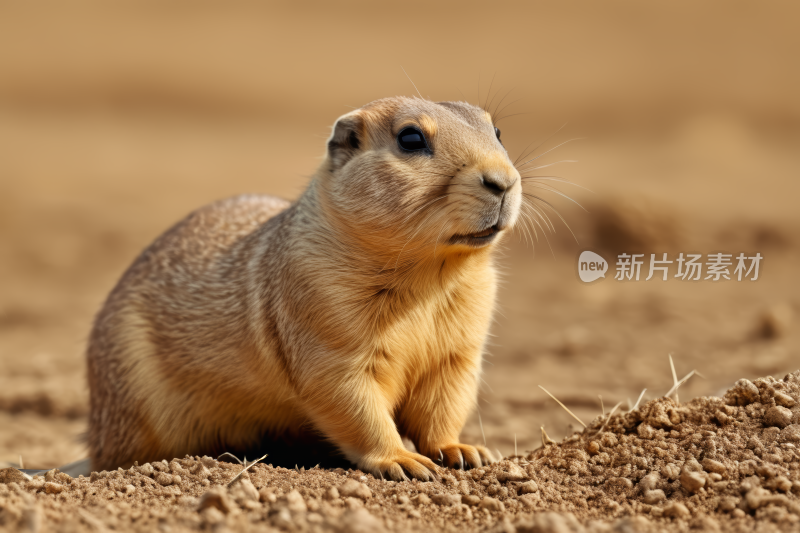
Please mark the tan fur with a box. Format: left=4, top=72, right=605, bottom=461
left=86, top=96, right=521, bottom=479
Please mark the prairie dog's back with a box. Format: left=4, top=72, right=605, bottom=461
left=87, top=194, right=294, bottom=470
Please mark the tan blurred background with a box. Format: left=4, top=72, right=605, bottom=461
left=1, top=1, right=799, bottom=468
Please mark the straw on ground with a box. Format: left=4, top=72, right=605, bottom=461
left=538, top=385, right=586, bottom=428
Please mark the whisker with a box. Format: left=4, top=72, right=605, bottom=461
left=522, top=193, right=579, bottom=243
left=516, top=159, right=578, bottom=172
left=521, top=183, right=587, bottom=212
left=490, top=88, right=515, bottom=120
left=513, top=122, right=568, bottom=166
left=516, top=206, right=537, bottom=247
left=493, top=97, right=523, bottom=123
left=483, top=72, right=497, bottom=112
left=516, top=137, right=586, bottom=168
left=523, top=201, right=554, bottom=256
left=401, top=66, right=423, bottom=99
left=493, top=111, right=537, bottom=124
left=524, top=198, right=555, bottom=232
left=524, top=198, right=555, bottom=234
left=520, top=176, right=593, bottom=193
left=399, top=195, right=449, bottom=227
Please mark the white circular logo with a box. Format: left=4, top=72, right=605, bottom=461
left=578, top=251, right=608, bottom=283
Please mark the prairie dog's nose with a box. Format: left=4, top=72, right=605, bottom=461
left=479, top=168, right=517, bottom=196
left=481, top=175, right=507, bottom=195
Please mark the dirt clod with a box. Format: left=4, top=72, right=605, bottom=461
left=338, top=478, right=372, bottom=500
left=765, top=405, right=793, bottom=428
left=197, top=486, right=233, bottom=514
left=725, top=379, right=761, bottom=406
left=432, top=493, right=461, bottom=506
left=479, top=496, right=505, bottom=512
left=0, top=467, right=29, bottom=484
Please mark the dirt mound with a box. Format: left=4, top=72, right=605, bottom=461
left=1, top=372, right=799, bottom=532
left=589, top=196, right=681, bottom=254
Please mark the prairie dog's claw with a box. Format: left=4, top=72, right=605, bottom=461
left=361, top=449, right=439, bottom=482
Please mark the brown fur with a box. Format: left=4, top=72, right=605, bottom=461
left=86, top=96, right=521, bottom=479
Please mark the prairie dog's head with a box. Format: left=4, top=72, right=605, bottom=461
left=318, top=96, right=521, bottom=261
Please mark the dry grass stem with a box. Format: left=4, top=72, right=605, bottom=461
left=669, top=354, right=680, bottom=403
left=538, top=385, right=586, bottom=428
left=478, top=411, right=487, bottom=447
left=541, top=426, right=555, bottom=446
left=632, top=388, right=647, bottom=411
left=226, top=453, right=268, bottom=487
left=664, top=370, right=698, bottom=401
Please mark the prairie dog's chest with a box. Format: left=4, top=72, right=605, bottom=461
left=375, top=277, right=496, bottom=384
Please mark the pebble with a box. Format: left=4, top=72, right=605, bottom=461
left=717, top=497, right=739, bottom=512
left=774, top=391, right=796, bottom=408
left=478, top=496, right=505, bottom=512
left=201, top=507, right=225, bottom=526
left=155, top=473, right=174, bottom=486
left=259, top=487, right=277, bottom=503
left=643, top=489, right=666, bottom=504
left=234, top=479, right=259, bottom=502
left=0, top=468, right=29, bottom=484
left=637, top=423, right=655, bottom=439
left=461, top=494, right=480, bottom=506
left=338, top=479, right=372, bottom=500
left=518, top=494, right=539, bottom=509
left=780, top=424, right=800, bottom=442
left=497, top=462, right=528, bottom=482
left=520, top=512, right=581, bottom=533
left=136, top=463, right=154, bottom=477
left=44, top=482, right=63, bottom=494
left=431, top=493, right=461, bottom=506
left=661, top=463, right=680, bottom=481
left=680, top=471, right=705, bottom=493
left=774, top=476, right=792, bottom=493
left=638, top=472, right=660, bottom=492
left=283, top=489, right=308, bottom=512
left=197, top=487, right=233, bottom=514
left=765, top=406, right=793, bottom=428
left=662, top=501, right=690, bottom=519
left=345, top=497, right=363, bottom=509
left=340, top=507, right=387, bottom=533
left=726, top=379, right=760, bottom=406
left=412, top=493, right=431, bottom=505
left=701, top=458, right=726, bottom=475
left=518, top=480, right=539, bottom=494
left=605, top=477, right=633, bottom=493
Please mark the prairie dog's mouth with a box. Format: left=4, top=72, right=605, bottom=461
left=449, top=224, right=501, bottom=246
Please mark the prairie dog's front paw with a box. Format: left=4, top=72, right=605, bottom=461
left=433, top=443, right=495, bottom=470
left=359, top=449, right=440, bottom=481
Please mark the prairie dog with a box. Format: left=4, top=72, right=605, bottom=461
left=87, top=96, right=521, bottom=479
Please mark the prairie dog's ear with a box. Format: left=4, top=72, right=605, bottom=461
left=327, top=112, right=363, bottom=173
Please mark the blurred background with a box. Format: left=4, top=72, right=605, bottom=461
left=1, top=1, right=799, bottom=468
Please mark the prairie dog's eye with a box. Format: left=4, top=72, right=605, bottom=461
left=397, top=127, right=429, bottom=152
left=495, top=127, right=501, bottom=140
